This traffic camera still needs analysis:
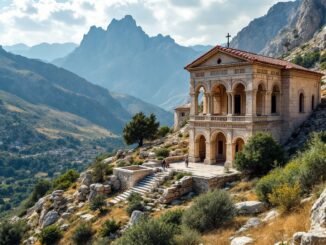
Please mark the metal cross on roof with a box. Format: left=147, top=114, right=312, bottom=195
left=226, top=33, right=231, bottom=48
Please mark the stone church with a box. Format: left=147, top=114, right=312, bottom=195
left=175, top=45, right=322, bottom=166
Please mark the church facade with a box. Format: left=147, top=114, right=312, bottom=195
left=182, top=45, right=322, bottom=166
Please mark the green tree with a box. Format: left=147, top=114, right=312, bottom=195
left=39, top=225, right=62, bottom=245
left=72, top=223, right=93, bottom=245
left=0, top=221, right=27, bottom=245
left=235, top=132, right=285, bottom=177
left=123, top=112, right=159, bottom=147
left=89, top=195, right=106, bottom=212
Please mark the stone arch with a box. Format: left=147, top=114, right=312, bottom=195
left=211, top=82, right=228, bottom=115
left=232, top=80, right=247, bottom=91
left=210, top=130, right=227, bottom=164
left=271, top=84, right=281, bottom=114
left=195, top=84, right=207, bottom=115
left=232, top=137, right=245, bottom=161
left=256, top=83, right=266, bottom=116
left=233, top=82, right=246, bottom=115
left=194, top=133, right=207, bottom=162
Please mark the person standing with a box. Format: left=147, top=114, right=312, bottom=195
left=161, top=159, right=166, bottom=171
left=185, top=155, right=189, bottom=168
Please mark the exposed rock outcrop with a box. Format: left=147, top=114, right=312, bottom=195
left=293, top=188, right=326, bottom=244
left=235, top=201, right=265, bottom=215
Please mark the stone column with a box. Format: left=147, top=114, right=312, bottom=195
left=188, top=128, right=196, bottom=163
left=265, top=91, right=272, bottom=116
left=245, top=90, right=254, bottom=116
left=225, top=131, right=233, bottom=168
left=227, top=92, right=233, bottom=116
left=204, top=141, right=214, bottom=164
left=190, top=92, right=197, bottom=115
left=205, top=92, right=212, bottom=115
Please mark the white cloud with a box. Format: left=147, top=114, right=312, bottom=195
left=0, top=0, right=291, bottom=46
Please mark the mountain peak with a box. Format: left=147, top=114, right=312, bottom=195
left=107, top=15, right=138, bottom=31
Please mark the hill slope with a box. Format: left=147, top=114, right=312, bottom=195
left=55, top=15, right=200, bottom=110
left=4, top=42, right=77, bottom=62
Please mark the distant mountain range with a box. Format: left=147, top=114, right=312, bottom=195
left=231, top=0, right=326, bottom=57
left=4, top=42, right=78, bottom=62
left=0, top=47, right=172, bottom=133
left=54, top=15, right=202, bottom=110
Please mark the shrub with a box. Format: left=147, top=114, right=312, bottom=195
left=89, top=195, right=106, bottom=212
left=159, top=209, right=184, bottom=227
left=72, top=223, right=93, bottom=245
left=39, top=225, right=62, bottom=245
left=99, top=219, right=120, bottom=237
left=52, top=169, right=79, bottom=191
left=174, top=227, right=202, bottom=245
left=176, top=172, right=192, bottom=180
left=116, top=218, right=175, bottom=245
left=299, top=132, right=326, bottom=190
left=182, top=189, right=235, bottom=232
left=126, top=192, right=144, bottom=216
left=256, top=161, right=301, bottom=203
left=157, top=126, right=170, bottom=138
left=268, top=182, right=301, bottom=212
left=92, top=161, right=112, bottom=183
left=235, top=132, right=285, bottom=177
left=155, top=148, right=170, bottom=158
left=0, top=221, right=27, bottom=245
left=25, top=179, right=51, bottom=209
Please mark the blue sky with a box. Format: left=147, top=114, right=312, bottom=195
left=0, top=0, right=293, bottom=46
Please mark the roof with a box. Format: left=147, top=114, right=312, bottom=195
left=185, top=45, right=323, bottom=76
left=174, top=103, right=190, bottom=110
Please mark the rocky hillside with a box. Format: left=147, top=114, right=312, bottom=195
left=55, top=15, right=200, bottom=110
left=231, top=0, right=300, bottom=54
left=231, top=0, right=326, bottom=58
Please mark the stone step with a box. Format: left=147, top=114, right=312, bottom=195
left=131, top=186, right=152, bottom=192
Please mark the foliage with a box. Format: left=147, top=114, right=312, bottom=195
left=174, top=227, right=202, bottom=245
left=182, top=189, right=236, bottom=232
left=176, top=172, right=192, bottom=181
left=235, top=132, right=285, bottom=177
left=123, top=112, right=159, bottom=147
left=24, top=179, right=51, bottom=209
left=268, top=182, right=301, bottom=212
left=52, top=169, right=79, bottom=191
left=292, top=51, right=321, bottom=68
left=256, top=132, right=326, bottom=207
left=159, top=209, right=184, bottom=227
left=126, top=192, right=144, bottom=216
left=89, top=195, right=106, bottom=212
left=39, top=225, right=62, bottom=245
left=115, top=218, right=175, bottom=245
left=72, top=223, right=93, bottom=245
left=0, top=220, right=27, bottom=245
left=91, top=160, right=113, bottom=183
left=155, top=148, right=170, bottom=158
left=99, top=219, right=120, bottom=237
left=157, top=126, right=170, bottom=138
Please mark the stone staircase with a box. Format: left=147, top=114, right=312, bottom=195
left=284, top=97, right=326, bottom=153
left=111, top=170, right=172, bottom=204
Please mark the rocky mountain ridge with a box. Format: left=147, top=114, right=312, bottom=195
left=231, top=0, right=326, bottom=58
left=55, top=15, right=200, bottom=110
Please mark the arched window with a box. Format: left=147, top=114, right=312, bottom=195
left=299, top=93, right=304, bottom=113
left=311, top=95, right=315, bottom=111
left=271, top=85, right=280, bottom=114
left=196, top=86, right=206, bottom=115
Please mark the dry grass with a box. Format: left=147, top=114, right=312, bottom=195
left=202, top=216, right=248, bottom=245
left=202, top=200, right=313, bottom=245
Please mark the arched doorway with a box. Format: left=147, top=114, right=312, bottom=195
left=256, top=84, right=265, bottom=116
left=196, top=86, right=207, bottom=115
left=211, top=84, right=228, bottom=115
left=195, top=134, right=206, bottom=162
left=299, top=93, right=304, bottom=113
left=211, top=132, right=227, bottom=163
left=271, top=85, right=280, bottom=114
left=233, top=138, right=245, bottom=160
left=233, top=83, right=246, bottom=115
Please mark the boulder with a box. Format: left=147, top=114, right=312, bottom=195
left=148, top=152, right=156, bottom=159
left=116, top=149, right=125, bottom=159
left=231, top=236, right=254, bottom=245
left=235, top=201, right=265, bottom=215
left=237, top=218, right=261, bottom=233
left=23, top=236, right=37, bottom=245
left=263, top=210, right=279, bottom=222
left=102, top=156, right=116, bottom=164
left=129, top=210, right=144, bottom=226
left=41, top=210, right=59, bottom=228
left=60, top=224, right=70, bottom=231
left=80, top=214, right=95, bottom=222
left=80, top=170, right=93, bottom=186
left=310, top=189, right=326, bottom=230
left=139, top=151, right=149, bottom=159
left=27, top=211, right=39, bottom=227
left=301, top=231, right=326, bottom=245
